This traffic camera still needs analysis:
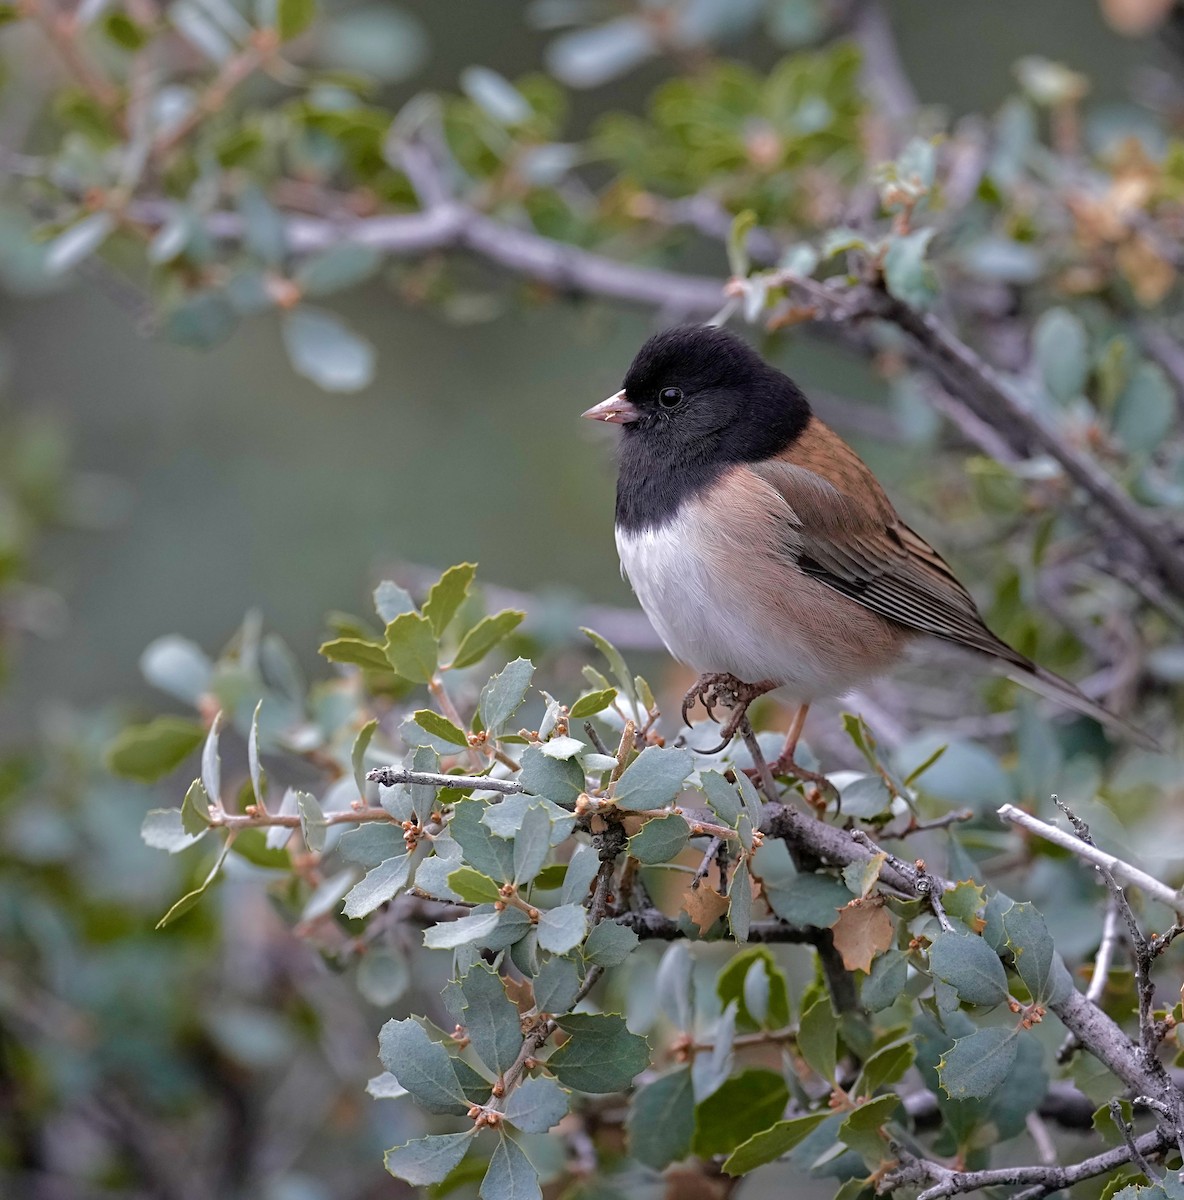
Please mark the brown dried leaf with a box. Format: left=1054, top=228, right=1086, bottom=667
left=682, top=884, right=729, bottom=935
left=831, top=899, right=894, bottom=973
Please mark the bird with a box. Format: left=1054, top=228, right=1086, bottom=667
left=581, top=323, right=1157, bottom=781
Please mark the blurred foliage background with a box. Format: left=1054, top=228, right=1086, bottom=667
left=2, top=0, right=1184, bottom=1197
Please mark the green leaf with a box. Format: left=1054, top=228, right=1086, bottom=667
left=105, top=716, right=205, bottom=782
left=799, top=996, right=838, bottom=1083
left=282, top=306, right=375, bottom=393
left=766, top=872, right=848, bottom=928
left=295, top=243, right=381, bottom=296
left=717, top=947, right=790, bottom=1031
left=569, top=688, right=617, bottom=718
left=448, top=867, right=503, bottom=904
left=342, top=853, right=414, bottom=918
left=628, top=1067, right=695, bottom=1169
left=351, top=717, right=378, bottom=797
left=503, top=1075, right=570, bottom=1133
left=513, top=804, right=553, bottom=885
left=729, top=859, right=753, bottom=943
left=413, top=709, right=468, bottom=747
left=385, top=1131, right=474, bottom=1186
left=296, top=789, right=326, bottom=852
left=384, top=612, right=438, bottom=683
left=883, top=228, right=937, bottom=308
left=548, top=1013, right=649, bottom=1094
left=373, top=580, right=415, bottom=623
left=627, top=812, right=690, bottom=863
left=855, top=1038, right=916, bottom=1097
left=699, top=770, right=742, bottom=827
left=838, top=1094, right=900, bottom=1163
left=156, top=836, right=232, bottom=928
left=181, top=778, right=211, bottom=836
left=580, top=627, right=637, bottom=709
left=44, top=212, right=115, bottom=276
left=339, top=823, right=404, bottom=867
left=612, top=746, right=692, bottom=811
left=937, top=1025, right=1021, bottom=1100
left=318, top=637, right=391, bottom=671
left=450, top=799, right=515, bottom=882
left=424, top=909, right=503, bottom=950
left=378, top=1018, right=468, bottom=1113
left=536, top=903, right=588, bottom=955
left=1114, top=361, right=1174, bottom=458
left=862, top=949, right=907, bottom=1012
left=424, top=563, right=477, bottom=636
left=723, top=1112, right=830, bottom=1175
left=276, top=0, right=316, bottom=39
left=480, top=1132, right=540, bottom=1200
left=357, top=948, right=410, bottom=1006
left=534, top=954, right=582, bottom=1014
left=1001, top=901, right=1069, bottom=1004
left=727, top=209, right=758, bottom=277
left=693, top=1069, right=790, bottom=1157
left=449, top=610, right=525, bottom=670
left=480, top=658, right=534, bottom=737
left=519, top=744, right=584, bottom=807
left=1034, top=307, right=1088, bottom=403
left=248, top=699, right=265, bottom=809
left=460, top=963, right=523, bottom=1076
left=583, top=920, right=639, bottom=967
left=461, top=65, right=532, bottom=125
left=928, top=931, right=1009, bottom=1007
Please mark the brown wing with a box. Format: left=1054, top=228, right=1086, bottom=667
left=749, top=416, right=1033, bottom=670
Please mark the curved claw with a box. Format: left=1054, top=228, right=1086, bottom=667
left=692, top=732, right=733, bottom=756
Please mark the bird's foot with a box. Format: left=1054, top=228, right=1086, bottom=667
left=683, top=673, right=776, bottom=754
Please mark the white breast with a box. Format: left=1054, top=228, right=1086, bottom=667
left=616, top=512, right=857, bottom=703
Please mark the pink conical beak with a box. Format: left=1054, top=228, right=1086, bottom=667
left=582, top=389, right=640, bottom=425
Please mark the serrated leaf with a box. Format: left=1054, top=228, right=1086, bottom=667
left=628, top=1067, right=694, bottom=1169
left=105, top=716, right=205, bottom=782
left=447, top=866, right=503, bottom=904
left=861, top=950, right=907, bottom=1012
left=449, top=610, right=524, bottom=670
left=536, top=903, right=588, bottom=954
left=318, top=637, right=391, bottom=671
left=480, top=1132, right=540, bottom=1200
left=502, top=1075, right=569, bottom=1133
left=378, top=1017, right=468, bottom=1113
left=569, top=688, right=616, bottom=718
left=342, top=853, right=414, bottom=918
left=699, top=770, right=742, bottom=827
left=1002, top=901, right=1066, bottom=1004
left=480, top=658, right=534, bottom=737
left=460, top=963, right=523, bottom=1076
left=928, top=930, right=1009, bottom=1007
left=729, top=859, right=753, bottom=943
left=339, top=823, right=404, bottom=867
left=627, top=812, right=690, bottom=863
left=384, top=1130, right=474, bottom=1186
left=838, top=1093, right=900, bottom=1162
left=584, top=920, right=638, bottom=967
left=799, top=996, right=838, bottom=1082
left=424, top=563, right=477, bottom=636
left=548, top=1013, right=649, bottom=1093
left=519, top=744, right=584, bottom=807
left=384, top=612, right=438, bottom=683
left=943, top=880, right=987, bottom=933
left=692, top=1068, right=790, bottom=1157
left=513, top=804, right=552, bottom=885
left=723, top=1112, right=830, bottom=1175
left=424, top=908, right=503, bottom=950
left=612, top=745, right=692, bottom=811
left=937, top=1025, right=1021, bottom=1100
left=413, top=708, right=468, bottom=747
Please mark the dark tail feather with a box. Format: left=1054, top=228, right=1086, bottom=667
left=1004, top=661, right=1161, bottom=752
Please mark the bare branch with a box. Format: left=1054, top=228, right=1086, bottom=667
left=997, top=802, right=1184, bottom=915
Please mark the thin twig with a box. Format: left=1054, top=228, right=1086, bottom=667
left=367, top=766, right=524, bottom=795
left=1110, top=1099, right=1164, bottom=1182
left=1057, top=898, right=1122, bottom=1062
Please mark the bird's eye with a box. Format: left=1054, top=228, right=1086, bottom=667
left=658, top=387, right=683, bottom=409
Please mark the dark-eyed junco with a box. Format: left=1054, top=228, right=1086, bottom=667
left=582, top=324, right=1157, bottom=775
